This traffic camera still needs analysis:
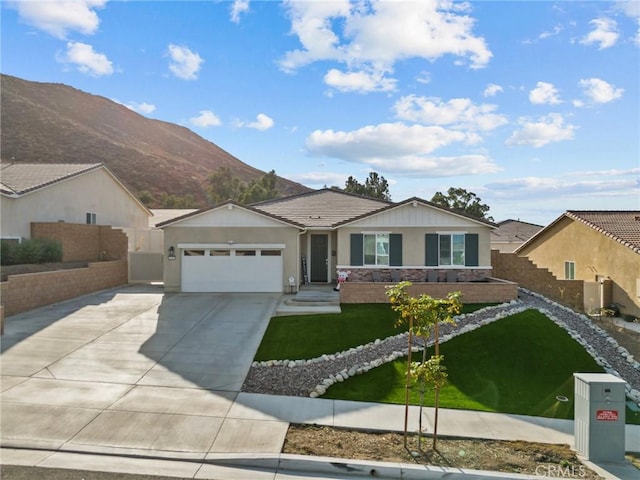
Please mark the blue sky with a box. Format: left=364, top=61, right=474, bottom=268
left=2, top=0, right=639, bottom=225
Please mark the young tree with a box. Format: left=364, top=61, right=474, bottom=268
left=386, top=281, right=461, bottom=451
left=431, top=187, right=493, bottom=221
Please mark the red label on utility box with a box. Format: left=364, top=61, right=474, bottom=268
left=596, top=409, right=619, bottom=421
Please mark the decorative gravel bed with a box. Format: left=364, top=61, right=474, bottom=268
left=242, top=289, right=640, bottom=404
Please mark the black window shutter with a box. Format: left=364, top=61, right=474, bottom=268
left=350, top=233, right=363, bottom=266
left=425, top=234, right=438, bottom=266
left=389, top=234, right=402, bottom=266
left=465, top=233, right=479, bottom=266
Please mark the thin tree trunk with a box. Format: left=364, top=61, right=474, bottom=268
left=403, top=320, right=413, bottom=449
left=433, top=321, right=440, bottom=450
left=433, top=386, right=440, bottom=450
left=417, top=338, right=428, bottom=451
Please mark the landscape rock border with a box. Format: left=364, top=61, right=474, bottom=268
left=243, top=289, right=640, bottom=404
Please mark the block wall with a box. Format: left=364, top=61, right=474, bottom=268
left=0, top=260, right=127, bottom=317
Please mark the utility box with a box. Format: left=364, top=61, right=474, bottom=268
left=574, top=373, right=626, bottom=461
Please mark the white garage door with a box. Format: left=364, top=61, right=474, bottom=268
left=181, top=246, right=283, bottom=293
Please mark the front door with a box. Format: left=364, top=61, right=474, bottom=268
left=310, top=234, right=328, bottom=282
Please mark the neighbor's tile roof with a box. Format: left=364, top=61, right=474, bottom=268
left=253, top=189, right=391, bottom=228
left=150, top=209, right=199, bottom=228
left=566, top=210, right=640, bottom=253
left=0, top=163, right=103, bottom=196
left=491, top=219, right=543, bottom=243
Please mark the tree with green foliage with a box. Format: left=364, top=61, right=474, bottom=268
left=386, top=281, right=461, bottom=451
left=238, top=170, right=279, bottom=204
left=159, top=192, right=199, bottom=208
left=343, top=172, right=391, bottom=200
left=431, top=187, right=493, bottom=221
left=208, top=167, right=280, bottom=205
left=208, top=166, right=243, bottom=204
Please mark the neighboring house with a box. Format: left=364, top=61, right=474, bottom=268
left=515, top=210, right=640, bottom=318
left=158, top=189, right=496, bottom=293
left=491, top=219, right=543, bottom=253
left=0, top=162, right=151, bottom=250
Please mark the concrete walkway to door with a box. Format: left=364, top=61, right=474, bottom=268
left=1, top=285, right=288, bottom=457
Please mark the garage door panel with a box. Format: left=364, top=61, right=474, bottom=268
left=181, top=249, right=283, bottom=293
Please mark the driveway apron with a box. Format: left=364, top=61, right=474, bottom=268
left=1, top=285, right=287, bottom=458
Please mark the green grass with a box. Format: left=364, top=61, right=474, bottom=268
left=324, top=309, right=625, bottom=422
left=254, top=303, right=494, bottom=361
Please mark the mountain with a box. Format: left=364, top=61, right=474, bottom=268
left=0, top=74, right=310, bottom=206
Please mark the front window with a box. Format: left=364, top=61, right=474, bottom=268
left=364, top=233, right=389, bottom=266
left=439, top=234, right=465, bottom=266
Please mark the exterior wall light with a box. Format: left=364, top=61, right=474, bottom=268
left=168, top=246, right=176, bottom=260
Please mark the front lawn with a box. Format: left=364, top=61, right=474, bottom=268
left=324, top=309, right=615, bottom=421
left=254, top=303, right=494, bottom=361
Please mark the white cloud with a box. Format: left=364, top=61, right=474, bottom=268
left=190, top=110, right=222, bottom=127
left=280, top=0, right=492, bottom=93
left=416, top=71, right=431, bottom=85
left=393, top=95, right=507, bottom=132
left=529, top=81, right=561, bottom=105
left=230, top=0, right=250, bottom=23
left=324, top=68, right=396, bottom=93
left=235, top=113, right=274, bottom=131
left=580, top=17, right=619, bottom=49
left=483, top=84, right=503, bottom=97
left=11, top=0, right=106, bottom=39
left=57, top=41, right=113, bottom=76
left=505, top=113, right=576, bottom=148
left=614, top=0, right=640, bottom=45
left=117, top=100, right=156, bottom=115
left=539, top=24, right=563, bottom=40
left=167, top=44, right=203, bottom=80
left=485, top=173, right=639, bottom=201
left=305, top=122, right=500, bottom=177
left=578, top=78, right=624, bottom=104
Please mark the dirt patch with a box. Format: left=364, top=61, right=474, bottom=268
left=283, top=424, right=620, bottom=478
left=1, top=262, right=89, bottom=281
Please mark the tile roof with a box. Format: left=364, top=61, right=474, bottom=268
left=566, top=210, right=640, bottom=253
left=491, top=219, right=543, bottom=243
left=253, top=189, right=391, bottom=228
left=150, top=209, right=199, bottom=228
left=0, top=162, right=103, bottom=196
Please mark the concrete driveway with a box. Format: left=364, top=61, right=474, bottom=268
left=1, top=285, right=289, bottom=458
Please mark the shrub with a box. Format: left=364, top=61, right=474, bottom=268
left=2, top=238, right=63, bottom=265
left=15, top=239, right=44, bottom=264
left=0, top=240, right=18, bottom=266
left=40, top=238, right=63, bottom=262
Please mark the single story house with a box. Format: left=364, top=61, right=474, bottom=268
left=0, top=162, right=151, bottom=250
left=515, top=210, right=640, bottom=318
left=158, top=189, right=496, bottom=293
left=490, top=219, right=543, bottom=253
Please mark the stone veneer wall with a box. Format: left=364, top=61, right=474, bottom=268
left=340, top=278, right=517, bottom=304
left=31, top=223, right=128, bottom=262
left=345, top=268, right=492, bottom=283
left=491, top=250, right=584, bottom=311
left=0, top=260, right=127, bottom=317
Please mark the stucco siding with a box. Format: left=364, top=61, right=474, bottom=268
left=1, top=168, right=149, bottom=239
left=521, top=218, right=640, bottom=317
left=337, top=225, right=492, bottom=267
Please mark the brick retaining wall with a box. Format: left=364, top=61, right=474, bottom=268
left=340, top=278, right=517, bottom=304
left=491, top=250, right=584, bottom=310
left=0, top=260, right=127, bottom=317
